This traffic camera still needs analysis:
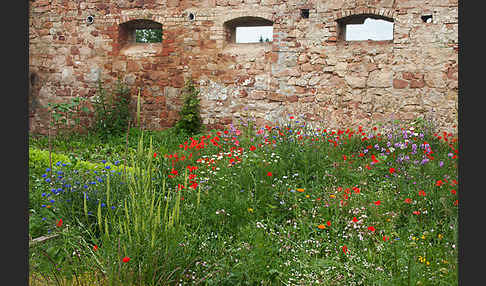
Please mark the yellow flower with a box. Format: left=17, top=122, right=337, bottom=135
left=330, top=194, right=336, bottom=199
left=426, top=261, right=430, bottom=266
left=247, top=208, right=254, bottom=213
left=297, top=188, right=305, bottom=193
left=305, top=194, right=310, bottom=198
left=421, top=235, right=426, bottom=240
left=438, top=234, right=443, bottom=239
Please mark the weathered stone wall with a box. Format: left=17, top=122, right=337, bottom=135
left=29, top=0, right=458, bottom=134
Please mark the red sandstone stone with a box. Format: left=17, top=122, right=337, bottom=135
left=410, top=79, right=425, bottom=88
left=393, top=79, right=408, bottom=89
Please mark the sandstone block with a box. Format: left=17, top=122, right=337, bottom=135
left=393, top=79, right=408, bottom=89
left=367, top=70, right=392, bottom=88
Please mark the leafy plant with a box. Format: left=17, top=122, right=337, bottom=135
left=175, top=79, right=202, bottom=136
left=91, top=78, right=131, bottom=139
left=47, top=97, right=89, bottom=132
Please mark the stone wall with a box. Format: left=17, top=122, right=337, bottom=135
left=28, top=0, right=458, bottom=134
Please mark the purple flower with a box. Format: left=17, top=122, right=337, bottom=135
left=439, top=161, right=444, bottom=167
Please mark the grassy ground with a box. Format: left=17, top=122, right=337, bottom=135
left=28, top=118, right=458, bottom=285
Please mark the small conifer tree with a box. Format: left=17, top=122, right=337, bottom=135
left=175, top=79, right=202, bottom=135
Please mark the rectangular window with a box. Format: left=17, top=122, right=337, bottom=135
left=337, top=15, right=394, bottom=41
left=235, top=26, right=273, bottom=43
left=135, top=28, right=163, bottom=43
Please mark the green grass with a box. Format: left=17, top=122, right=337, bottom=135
left=28, top=119, right=458, bottom=285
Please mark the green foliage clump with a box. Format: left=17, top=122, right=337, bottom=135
left=175, top=79, right=202, bottom=136
left=91, top=79, right=131, bottom=139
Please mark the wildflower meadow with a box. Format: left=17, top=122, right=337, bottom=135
left=28, top=116, right=458, bottom=285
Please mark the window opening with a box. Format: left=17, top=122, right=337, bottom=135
left=338, top=14, right=394, bottom=41
left=224, top=17, right=274, bottom=44
left=236, top=26, right=273, bottom=43
left=301, top=9, right=310, bottom=19
left=188, top=12, right=195, bottom=21
left=135, top=28, right=162, bottom=43
left=119, top=19, right=163, bottom=46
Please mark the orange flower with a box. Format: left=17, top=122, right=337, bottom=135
left=296, top=188, right=305, bottom=193
left=317, top=224, right=326, bottom=230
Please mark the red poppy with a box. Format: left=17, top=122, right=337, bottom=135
left=153, top=152, right=157, bottom=158
left=56, top=219, right=63, bottom=227
left=418, top=190, right=426, bottom=196
left=368, top=226, right=376, bottom=232
left=453, top=200, right=458, bottom=206
left=374, top=200, right=381, bottom=206
left=371, top=154, right=379, bottom=163
left=383, top=236, right=389, bottom=242
left=267, top=172, right=273, bottom=177
left=413, top=210, right=421, bottom=215
left=389, top=167, right=396, bottom=174
left=404, top=198, right=412, bottom=204
left=352, top=217, right=358, bottom=223
left=93, top=245, right=98, bottom=251
left=122, top=256, right=130, bottom=263
left=436, top=180, right=443, bottom=186
left=326, top=221, right=331, bottom=227
left=342, top=245, right=348, bottom=254
left=290, top=116, right=294, bottom=119
left=450, top=189, right=456, bottom=195
left=250, top=145, right=256, bottom=151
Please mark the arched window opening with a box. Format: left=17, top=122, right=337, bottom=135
left=337, top=14, right=394, bottom=41
left=224, top=17, right=273, bottom=44
left=119, top=19, right=163, bottom=46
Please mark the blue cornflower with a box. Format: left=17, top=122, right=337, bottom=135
left=57, top=171, right=63, bottom=175
left=56, top=161, right=61, bottom=166
left=41, top=193, right=47, bottom=197
left=41, top=204, right=46, bottom=208
left=46, top=168, right=51, bottom=172
left=49, top=199, right=55, bottom=203
left=114, top=160, right=120, bottom=166
left=57, top=188, right=63, bottom=193
left=105, top=165, right=111, bottom=170
left=102, top=160, right=107, bottom=164
left=83, top=185, right=89, bottom=189
left=42, top=217, right=46, bottom=221
left=45, top=178, right=51, bottom=183
left=101, top=203, right=106, bottom=207
left=42, top=174, right=47, bottom=178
